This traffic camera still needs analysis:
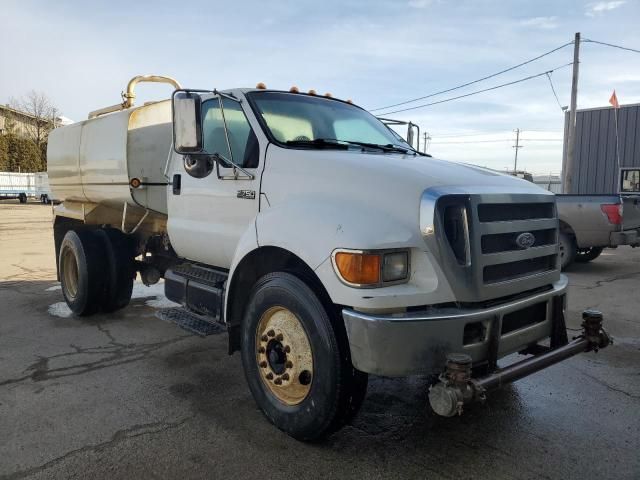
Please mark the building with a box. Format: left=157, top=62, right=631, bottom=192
left=562, top=102, right=640, bottom=194
left=532, top=174, right=562, bottom=194
left=0, top=105, right=71, bottom=138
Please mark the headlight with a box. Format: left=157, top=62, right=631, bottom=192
left=382, top=251, right=409, bottom=282
left=332, top=249, right=410, bottom=287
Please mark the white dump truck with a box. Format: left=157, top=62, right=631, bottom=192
left=48, top=75, right=610, bottom=441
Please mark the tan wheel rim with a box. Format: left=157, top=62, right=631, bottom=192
left=61, top=248, right=79, bottom=300
left=256, top=306, right=313, bottom=406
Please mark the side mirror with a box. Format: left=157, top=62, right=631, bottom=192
left=172, top=90, right=203, bottom=154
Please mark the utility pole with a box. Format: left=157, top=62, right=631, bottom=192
left=424, top=132, right=432, bottom=153
left=563, top=32, right=580, bottom=193
left=512, top=128, right=523, bottom=172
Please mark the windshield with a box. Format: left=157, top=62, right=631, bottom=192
left=248, top=91, right=410, bottom=150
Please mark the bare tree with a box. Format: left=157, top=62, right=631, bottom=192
left=8, top=91, right=59, bottom=168
left=10, top=91, right=58, bottom=147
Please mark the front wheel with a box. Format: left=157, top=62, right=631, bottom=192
left=240, top=272, right=367, bottom=441
left=575, top=247, right=603, bottom=263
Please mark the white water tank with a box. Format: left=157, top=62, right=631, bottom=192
left=47, top=100, right=172, bottom=214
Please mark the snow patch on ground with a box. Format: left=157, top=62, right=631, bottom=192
left=45, top=285, right=62, bottom=291
left=46, top=281, right=178, bottom=319
left=132, top=281, right=179, bottom=309
left=48, top=302, right=73, bottom=318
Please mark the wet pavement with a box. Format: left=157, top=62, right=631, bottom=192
left=1, top=203, right=639, bottom=479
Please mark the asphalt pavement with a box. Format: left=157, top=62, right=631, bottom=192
left=1, top=202, right=638, bottom=479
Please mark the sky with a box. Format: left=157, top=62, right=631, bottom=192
left=2, top=0, right=639, bottom=174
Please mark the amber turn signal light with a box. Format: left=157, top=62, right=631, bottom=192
left=334, top=252, right=381, bottom=285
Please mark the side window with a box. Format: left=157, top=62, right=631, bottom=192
left=621, top=169, right=640, bottom=193
left=201, top=98, right=259, bottom=168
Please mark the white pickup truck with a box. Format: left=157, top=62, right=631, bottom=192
left=47, top=76, right=610, bottom=441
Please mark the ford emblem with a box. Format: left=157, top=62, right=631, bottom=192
left=515, top=232, right=536, bottom=249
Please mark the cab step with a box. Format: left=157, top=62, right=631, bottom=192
left=156, top=306, right=226, bottom=337
left=164, top=263, right=228, bottom=320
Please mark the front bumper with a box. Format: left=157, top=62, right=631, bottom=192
left=342, top=276, right=568, bottom=376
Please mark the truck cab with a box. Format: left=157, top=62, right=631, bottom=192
left=47, top=76, right=610, bottom=441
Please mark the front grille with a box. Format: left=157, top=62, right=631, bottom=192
left=478, top=202, right=554, bottom=222
left=431, top=191, right=560, bottom=302
left=481, top=228, right=556, bottom=254
left=443, top=205, right=470, bottom=265
left=484, top=255, right=557, bottom=284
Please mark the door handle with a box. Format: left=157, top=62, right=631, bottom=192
left=172, top=174, right=181, bottom=195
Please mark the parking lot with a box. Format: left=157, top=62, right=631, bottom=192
left=1, top=202, right=638, bottom=480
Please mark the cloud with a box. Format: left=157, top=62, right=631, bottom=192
left=408, top=0, right=432, bottom=8
left=586, top=1, right=626, bottom=16
left=519, top=16, right=559, bottom=29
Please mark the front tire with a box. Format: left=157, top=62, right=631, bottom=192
left=240, top=272, right=367, bottom=441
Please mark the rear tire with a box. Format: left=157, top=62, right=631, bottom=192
left=59, top=230, right=107, bottom=316
left=96, top=228, right=136, bottom=312
left=559, top=231, right=576, bottom=270
left=575, top=247, right=603, bottom=263
left=240, top=272, right=367, bottom=441
left=18, top=193, right=27, bottom=204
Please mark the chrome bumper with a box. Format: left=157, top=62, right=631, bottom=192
left=342, top=276, right=569, bottom=376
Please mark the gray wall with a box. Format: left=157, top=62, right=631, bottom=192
left=563, top=103, right=640, bottom=194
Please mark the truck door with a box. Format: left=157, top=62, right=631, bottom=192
left=167, top=95, right=262, bottom=269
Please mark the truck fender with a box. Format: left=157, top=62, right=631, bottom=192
left=255, top=197, right=417, bottom=270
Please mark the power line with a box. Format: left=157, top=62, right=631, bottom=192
left=377, top=63, right=573, bottom=116
left=429, top=129, right=561, bottom=137
left=431, top=139, right=512, bottom=144
left=431, top=131, right=510, bottom=138
left=545, top=72, right=564, bottom=111
left=431, top=138, right=562, bottom=145
left=370, top=41, right=574, bottom=112
left=583, top=38, right=640, bottom=55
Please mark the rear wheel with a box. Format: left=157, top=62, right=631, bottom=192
left=59, top=230, right=107, bottom=316
left=96, top=228, right=136, bottom=312
left=18, top=193, right=27, bottom=204
left=575, top=247, right=603, bottom=263
left=559, top=231, right=576, bottom=270
left=240, top=272, right=367, bottom=441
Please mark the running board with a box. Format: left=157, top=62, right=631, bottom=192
left=164, top=263, right=228, bottom=321
left=156, top=307, right=226, bottom=337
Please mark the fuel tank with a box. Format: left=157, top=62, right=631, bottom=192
left=47, top=100, right=172, bottom=214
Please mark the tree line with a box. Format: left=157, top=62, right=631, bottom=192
left=0, top=91, right=58, bottom=172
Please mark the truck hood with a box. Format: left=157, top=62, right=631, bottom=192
left=266, top=148, right=548, bottom=195
left=260, top=147, right=553, bottom=268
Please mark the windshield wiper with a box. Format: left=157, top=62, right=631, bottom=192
left=285, top=139, right=349, bottom=150
left=340, top=141, right=413, bottom=154
left=286, top=138, right=415, bottom=155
